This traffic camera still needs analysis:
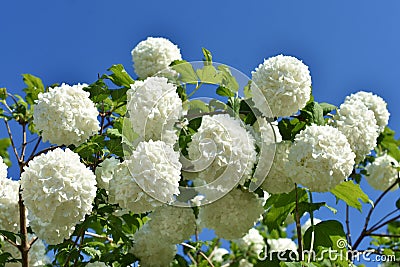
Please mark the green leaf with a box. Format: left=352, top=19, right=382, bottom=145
left=0, top=138, right=12, bottom=166
left=278, top=118, right=306, bottom=141
left=0, top=88, right=6, bottom=100
left=82, top=246, right=101, bottom=259
left=297, top=202, right=326, bottom=217
left=396, top=197, right=400, bottom=209
left=331, top=181, right=372, bottom=211
left=218, top=65, right=239, bottom=92
left=202, top=47, right=212, bottom=64
left=196, top=65, right=222, bottom=84
left=0, top=230, right=19, bottom=244
left=22, top=74, right=44, bottom=105
left=171, top=60, right=198, bottom=83
left=103, top=64, right=135, bottom=88
left=319, top=102, right=337, bottom=115
left=300, top=101, right=324, bottom=125
left=84, top=79, right=110, bottom=103
left=105, top=139, right=124, bottom=158
left=216, top=86, right=235, bottom=97
left=303, top=220, right=347, bottom=251
left=377, top=127, right=400, bottom=162
left=263, top=188, right=308, bottom=230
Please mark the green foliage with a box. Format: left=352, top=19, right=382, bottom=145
left=0, top=138, right=11, bottom=166
left=278, top=118, right=307, bottom=141
left=330, top=181, right=372, bottom=211
left=102, top=64, right=135, bottom=88
left=376, top=127, right=400, bottom=161
left=299, top=101, right=325, bottom=125
left=22, top=74, right=44, bottom=105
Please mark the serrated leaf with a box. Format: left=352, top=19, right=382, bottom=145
left=171, top=60, right=198, bottom=83
left=297, top=202, right=326, bottom=217
left=218, top=65, right=239, bottom=92
left=300, top=101, right=324, bottom=125
left=319, top=102, right=337, bottom=115
left=202, top=47, right=212, bottom=64
left=84, top=79, right=110, bottom=103
left=216, top=86, right=235, bottom=97
left=103, top=64, right=134, bottom=88
left=22, top=74, right=44, bottom=105
left=196, top=65, right=222, bottom=84
left=331, top=181, right=372, bottom=211
left=264, top=188, right=308, bottom=230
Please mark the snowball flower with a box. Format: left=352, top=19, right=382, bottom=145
left=127, top=77, right=183, bottom=146
left=251, top=55, right=312, bottom=117
left=131, top=225, right=177, bottom=267
left=199, top=188, right=264, bottom=240
left=110, top=140, right=182, bottom=211
left=301, top=218, right=322, bottom=234
left=185, top=114, right=256, bottom=186
left=365, top=154, right=399, bottom=191
left=344, top=91, right=390, bottom=133
left=235, top=228, right=265, bottom=257
left=20, top=148, right=97, bottom=245
left=288, top=125, right=355, bottom=192
left=0, top=177, right=20, bottom=232
left=131, top=37, right=182, bottom=78
left=239, top=259, right=254, bottom=267
left=211, top=248, right=229, bottom=263
left=145, top=205, right=196, bottom=244
left=95, top=157, right=119, bottom=191
left=267, top=238, right=297, bottom=253
left=86, top=262, right=108, bottom=267
left=33, top=83, right=100, bottom=146
left=333, top=98, right=379, bottom=163
left=261, top=141, right=294, bottom=194
left=0, top=156, right=7, bottom=180
left=1, top=234, right=50, bottom=267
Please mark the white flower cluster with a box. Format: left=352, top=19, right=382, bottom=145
left=131, top=37, right=182, bottom=78
left=146, top=205, right=196, bottom=244
left=239, top=259, right=254, bottom=267
left=251, top=55, right=312, bottom=118
left=95, top=157, right=119, bottom=191
left=33, top=83, right=99, bottom=146
left=0, top=177, right=20, bottom=232
left=199, top=188, right=264, bottom=240
left=288, top=125, right=355, bottom=192
left=234, top=228, right=265, bottom=257
left=108, top=160, right=162, bottom=214
left=85, top=262, right=108, bottom=267
left=20, top=148, right=97, bottom=245
left=127, top=77, right=183, bottom=146
left=365, top=154, right=399, bottom=191
left=267, top=238, right=297, bottom=252
left=261, top=141, right=294, bottom=194
left=344, top=91, right=390, bottom=133
left=0, top=156, right=7, bottom=180
left=1, top=234, right=50, bottom=267
left=301, top=217, right=322, bottom=235
left=211, top=248, right=229, bottom=263
left=109, top=140, right=181, bottom=212
left=186, top=114, right=256, bottom=186
left=131, top=225, right=177, bottom=267
left=333, top=99, right=379, bottom=163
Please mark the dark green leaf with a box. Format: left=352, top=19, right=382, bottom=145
left=0, top=230, right=19, bottom=244
left=396, top=197, right=400, bottom=209
left=103, top=64, right=135, bottom=88
left=303, top=220, right=347, bottom=251
left=0, top=88, right=6, bottom=100
left=377, top=127, right=400, bottom=162
left=331, top=181, right=372, bottom=211
left=264, top=188, right=308, bottom=230
left=22, top=74, right=44, bottom=105
left=278, top=118, right=306, bottom=141
left=202, top=47, right=212, bottom=64
left=0, top=138, right=12, bottom=166
left=84, top=79, right=110, bottom=103
left=82, top=246, right=101, bottom=259
left=216, top=86, right=235, bottom=97
left=171, top=60, right=198, bottom=84
left=105, top=139, right=124, bottom=157
left=297, top=202, right=326, bottom=217
left=300, top=101, right=324, bottom=125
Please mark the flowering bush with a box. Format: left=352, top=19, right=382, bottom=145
left=0, top=37, right=398, bottom=267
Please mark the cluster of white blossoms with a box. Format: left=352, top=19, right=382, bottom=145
left=109, top=140, right=181, bottom=212
left=235, top=228, right=265, bottom=257
left=199, top=188, right=264, bottom=240
left=267, top=238, right=297, bottom=253
left=33, top=83, right=100, bottom=146
left=251, top=55, right=312, bottom=118
left=211, top=248, right=229, bottom=263
left=85, top=262, right=108, bottom=267
left=127, top=77, right=183, bottom=146
left=238, top=259, right=254, bottom=267
left=20, top=148, right=97, bottom=245
left=333, top=98, right=379, bottom=163
left=1, top=235, right=50, bottom=267
left=344, top=91, right=390, bottom=133
left=261, top=141, right=294, bottom=194
left=131, top=37, right=182, bottom=78
left=288, top=125, right=355, bottom=192
left=185, top=114, right=256, bottom=186
left=95, top=157, right=120, bottom=191
left=0, top=176, right=20, bottom=232
left=131, top=224, right=177, bottom=267
left=365, top=154, right=399, bottom=191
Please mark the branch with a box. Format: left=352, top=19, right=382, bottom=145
left=4, top=120, right=20, bottom=162
left=0, top=233, right=19, bottom=248
left=84, top=231, right=113, bottom=243
left=26, top=145, right=61, bottom=163
left=367, top=233, right=400, bottom=238
left=346, top=204, right=352, bottom=247
left=368, top=214, right=400, bottom=233
left=294, top=184, right=303, bottom=261
left=181, top=242, right=215, bottom=267
left=20, top=123, right=27, bottom=163
left=28, top=136, right=42, bottom=162
left=369, top=209, right=399, bottom=231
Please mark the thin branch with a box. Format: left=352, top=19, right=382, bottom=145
left=346, top=204, right=352, bottom=247
left=18, top=186, right=29, bottom=266
left=28, top=136, right=42, bottom=161
left=181, top=242, right=215, bottom=267
left=0, top=233, right=19, bottom=248
left=369, top=209, right=400, bottom=231
left=308, top=190, right=315, bottom=263
left=29, top=236, right=38, bottom=246
left=20, top=123, right=27, bottom=162
left=367, top=233, right=400, bottom=238
left=26, top=145, right=61, bottom=163
left=294, top=184, right=303, bottom=261
left=368, top=214, right=400, bottom=233
left=4, top=120, right=20, bottom=161
left=84, top=231, right=113, bottom=243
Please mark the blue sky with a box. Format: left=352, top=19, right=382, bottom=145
left=1, top=0, right=399, bottom=266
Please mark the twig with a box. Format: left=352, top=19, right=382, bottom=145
left=181, top=242, right=215, bottom=267
left=18, top=186, right=29, bottom=266
left=368, top=214, right=400, bottom=233
left=28, top=136, right=42, bottom=161
left=294, top=184, right=303, bottom=261
left=0, top=233, right=19, bottom=248
left=346, top=204, right=352, bottom=247
left=4, top=120, right=20, bottom=161
left=26, top=145, right=61, bottom=163
left=21, top=123, right=27, bottom=162
left=29, top=236, right=38, bottom=246
left=367, top=233, right=400, bottom=238
left=84, top=231, right=113, bottom=243
left=369, top=209, right=399, bottom=231
left=308, top=190, right=315, bottom=263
